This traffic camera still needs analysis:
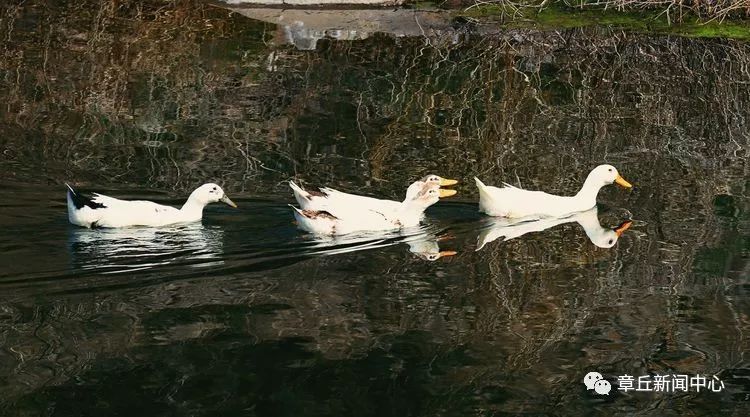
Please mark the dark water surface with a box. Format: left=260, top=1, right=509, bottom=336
left=1, top=1, right=749, bottom=415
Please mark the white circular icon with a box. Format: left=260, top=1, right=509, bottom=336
left=584, top=371, right=603, bottom=390
left=594, top=379, right=612, bottom=395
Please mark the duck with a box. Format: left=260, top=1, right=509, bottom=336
left=289, top=174, right=457, bottom=213
left=476, top=206, right=632, bottom=250
left=66, top=183, right=237, bottom=228
left=290, top=179, right=457, bottom=235
left=474, top=164, right=632, bottom=218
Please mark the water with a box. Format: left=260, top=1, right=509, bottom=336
left=1, top=1, right=749, bottom=415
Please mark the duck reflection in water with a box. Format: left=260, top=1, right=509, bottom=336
left=67, top=223, right=224, bottom=273
left=476, top=207, right=632, bottom=251
left=403, top=231, right=457, bottom=261
left=303, top=225, right=457, bottom=262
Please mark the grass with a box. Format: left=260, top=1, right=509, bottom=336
left=453, top=3, right=750, bottom=40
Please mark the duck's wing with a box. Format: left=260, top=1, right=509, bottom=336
left=475, top=177, right=509, bottom=216
left=292, top=202, right=400, bottom=235
left=324, top=203, right=396, bottom=225
left=476, top=177, right=569, bottom=218
left=289, top=182, right=386, bottom=211
left=89, top=193, right=126, bottom=208
left=66, top=184, right=106, bottom=209
left=290, top=205, right=339, bottom=235
left=85, top=192, right=179, bottom=227
left=92, top=193, right=175, bottom=212
left=501, top=187, right=577, bottom=216
left=67, top=184, right=184, bottom=228
left=66, top=184, right=108, bottom=227
left=97, top=199, right=180, bottom=227
left=289, top=181, right=331, bottom=210
left=69, top=188, right=163, bottom=212
left=91, top=192, right=179, bottom=214
left=318, top=187, right=401, bottom=211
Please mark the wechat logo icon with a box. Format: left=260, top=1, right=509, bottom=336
left=584, top=371, right=611, bottom=395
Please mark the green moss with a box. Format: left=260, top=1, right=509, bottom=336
left=680, top=20, right=750, bottom=40
left=535, top=7, right=649, bottom=29
left=460, top=4, right=518, bottom=18
left=453, top=4, right=750, bottom=40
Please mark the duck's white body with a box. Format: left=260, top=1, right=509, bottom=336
left=475, top=164, right=632, bottom=218
left=290, top=182, right=401, bottom=213
left=291, top=204, right=406, bottom=235
left=476, top=207, right=632, bottom=250
left=289, top=177, right=457, bottom=235
left=289, top=175, right=457, bottom=214
left=66, top=183, right=236, bottom=228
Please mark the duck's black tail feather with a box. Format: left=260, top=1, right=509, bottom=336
left=66, top=183, right=106, bottom=210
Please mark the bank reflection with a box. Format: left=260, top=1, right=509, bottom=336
left=227, top=7, right=458, bottom=50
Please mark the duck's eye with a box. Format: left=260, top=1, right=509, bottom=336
left=608, top=239, right=614, bottom=245
left=212, top=187, right=218, bottom=192
left=608, top=169, right=613, bottom=172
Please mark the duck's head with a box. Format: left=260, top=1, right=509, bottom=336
left=190, top=183, right=237, bottom=208
left=404, top=182, right=457, bottom=210
left=420, top=174, right=459, bottom=187
left=406, top=235, right=457, bottom=261
left=591, top=220, right=632, bottom=248
left=414, top=250, right=458, bottom=261
left=587, top=164, right=633, bottom=189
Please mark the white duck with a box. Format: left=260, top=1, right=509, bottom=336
left=289, top=174, right=457, bottom=213
left=475, top=164, right=632, bottom=218
left=290, top=181, right=457, bottom=235
left=66, top=183, right=237, bottom=228
left=476, top=206, right=632, bottom=250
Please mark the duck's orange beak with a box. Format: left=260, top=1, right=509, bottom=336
left=614, top=221, right=632, bottom=237
left=439, top=250, right=458, bottom=257
left=439, top=178, right=459, bottom=186
left=439, top=189, right=457, bottom=198
left=614, top=175, right=633, bottom=189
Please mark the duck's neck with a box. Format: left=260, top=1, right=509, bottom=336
left=575, top=210, right=605, bottom=240
left=400, top=198, right=429, bottom=214
left=180, top=192, right=207, bottom=221
left=574, top=209, right=617, bottom=247
left=397, top=200, right=429, bottom=226
left=574, top=175, right=605, bottom=210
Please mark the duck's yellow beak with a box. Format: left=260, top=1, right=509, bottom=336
left=439, top=250, right=458, bottom=258
left=614, top=175, right=633, bottom=189
left=614, top=221, right=632, bottom=237
left=220, top=195, right=238, bottom=208
left=439, top=178, right=458, bottom=186
left=439, top=189, right=457, bottom=198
